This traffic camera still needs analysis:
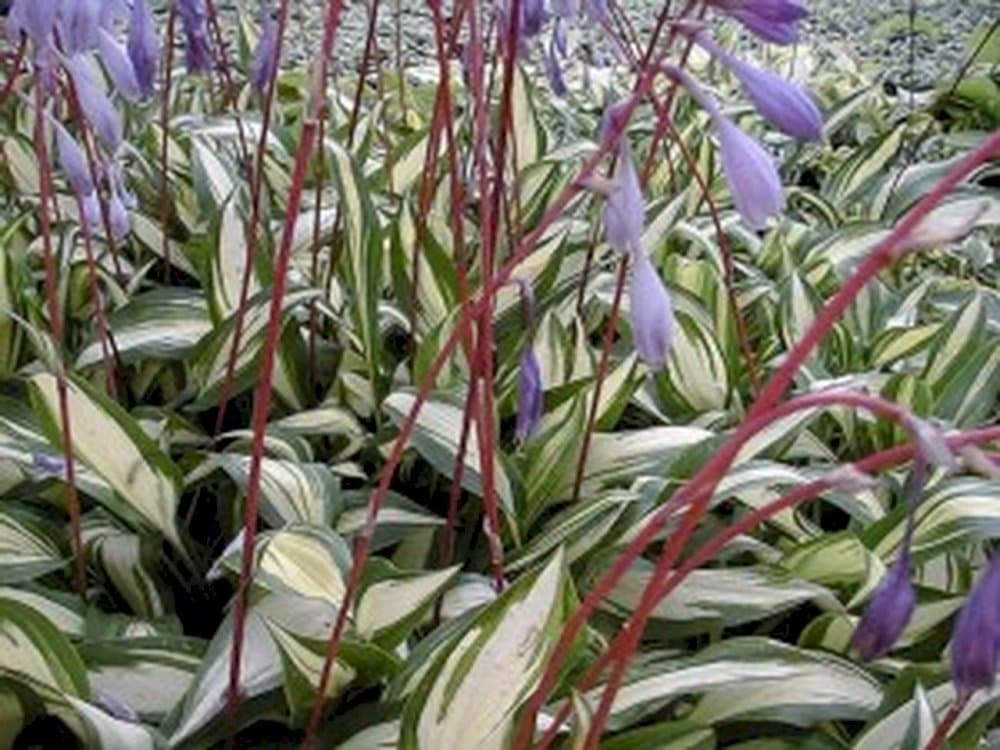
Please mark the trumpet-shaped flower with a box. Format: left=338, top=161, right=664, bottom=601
left=249, top=13, right=279, bottom=94
left=127, top=0, right=160, bottom=98
left=177, top=0, right=213, bottom=73
left=544, top=38, right=567, bottom=97
left=950, top=555, right=1000, bottom=696
left=50, top=118, right=94, bottom=198
left=58, top=0, right=102, bottom=54
left=684, top=27, right=822, bottom=140
left=629, top=250, right=675, bottom=370
left=7, top=0, right=56, bottom=46
left=851, top=552, right=916, bottom=661
left=65, top=55, right=123, bottom=152
left=709, top=0, right=808, bottom=44
left=716, top=115, right=784, bottom=229
left=603, top=140, right=644, bottom=253
left=97, top=28, right=142, bottom=101
left=516, top=346, right=543, bottom=441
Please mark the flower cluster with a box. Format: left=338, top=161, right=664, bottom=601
left=7, top=0, right=163, bottom=241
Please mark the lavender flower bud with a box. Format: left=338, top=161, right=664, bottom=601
left=177, top=0, right=213, bottom=74
left=628, top=250, right=675, bottom=370
left=716, top=115, right=784, bottom=229
left=8, top=0, right=56, bottom=47
left=554, top=18, right=569, bottom=56
left=583, top=0, right=608, bottom=24
left=33, top=453, right=67, bottom=478
left=58, top=0, right=101, bottom=54
left=544, top=39, right=567, bottom=98
left=50, top=118, right=94, bottom=197
left=686, top=29, right=822, bottom=141
left=709, top=0, right=808, bottom=45
left=97, top=27, right=142, bottom=101
left=127, top=0, right=160, bottom=98
left=249, top=13, right=279, bottom=94
left=81, top=191, right=102, bottom=229
left=108, top=185, right=130, bottom=242
left=551, top=0, right=578, bottom=19
left=521, top=0, right=547, bottom=39
left=851, top=552, right=916, bottom=661
left=515, top=346, right=543, bottom=441
left=950, top=555, right=1000, bottom=696
left=65, top=55, right=124, bottom=152
left=603, top=140, right=644, bottom=253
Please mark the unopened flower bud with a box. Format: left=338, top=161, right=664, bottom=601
left=950, top=555, right=1000, bottom=696
left=851, top=551, right=916, bottom=661
left=629, top=251, right=675, bottom=370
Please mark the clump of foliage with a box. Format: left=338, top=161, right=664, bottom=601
left=0, top=1, right=998, bottom=749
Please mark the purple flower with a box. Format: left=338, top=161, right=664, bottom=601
left=108, top=185, right=130, bottom=242
left=521, top=0, right=547, bottom=39
left=50, top=118, right=94, bottom=197
left=7, top=0, right=57, bottom=47
left=127, top=0, right=160, bottom=98
left=551, top=0, right=578, bottom=19
left=544, top=39, right=567, bottom=97
left=57, top=0, right=102, bottom=54
left=603, top=140, right=644, bottom=253
left=716, top=115, right=784, bottom=229
left=583, top=0, right=608, bottom=24
left=686, top=29, right=822, bottom=141
left=628, top=250, right=675, bottom=370
left=177, top=0, right=213, bottom=74
left=516, top=346, right=543, bottom=441
left=950, top=555, right=1000, bottom=696
left=33, top=453, right=67, bottom=478
left=851, top=552, right=916, bottom=661
left=249, top=13, right=279, bottom=94
left=97, top=27, right=142, bottom=101
left=554, top=18, right=569, bottom=56
left=710, top=0, right=808, bottom=45
left=81, top=192, right=102, bottom=229
left=65, top=55, right=124, bottom=152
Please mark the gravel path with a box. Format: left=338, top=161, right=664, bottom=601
left=288, top=0, right=996, bottom=89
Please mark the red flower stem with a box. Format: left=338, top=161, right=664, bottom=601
left=213, top=0, right=294, bottom=438
left=748, top=131, right=1000, bottom=420
left=924, top=692, right=971, bottom=750
left=516, top=130, right=1000, bottom=747
left=347, top=0, right=382, bottom=143
left=31, top=81, right=86, bottom=598
left=519, top=388, right=920, bottom=749
left=227, top=2, right=345, bottom=745
left=568, top=6, right=703, bottom=507
left=569, top=255, right=630, bottom=505
left=0, top=36, right=25, bottom=111
left=533, top=424, right=999, bottom=749
left=582, top=392, right=942, bottom=748
left=304, top=69, right=659, bottom=750
left=306, top=114, right=326, bottom=397
left=74, top=195, right=120, bottom=399
left=159, top=5, right=176, bottom=283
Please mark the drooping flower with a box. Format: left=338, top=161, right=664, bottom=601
left=65, top=54, right=124, bottom=152
left=97, top=27, right=142, bottom=101
left=544, top=38, right=567, bottom=98
left=107, top=184, right=130, bottom=242
left=682, top=26, right=822, bottom=141
left=81, top=191, right=102, bottom=229
left=851, top=551, right=916, bottom=661
left=551, top=0, right=578, bottom=20
left=50, top=118, right=94, bottom=198
left=520, top=0, right=547, bottom=39
left=249, top=12, right=279, bottom=94
left=127, top=0, right=160, bottom=98
left=57, top=0, right=102, bottom=54
left=602, top=140, right=644, bottom=253
left=7, top=0, right=57, bottom=47
left=515, top=346, right=544, bottom=441
left=177, top=0, right=213, bottom=74
left=708, top=0, right=808, bottom=45
left=716, top=115, right=785, bottom=229
left=950, top=555, right=1000, bottom=696
left=628, top=250, right=675, bottom=370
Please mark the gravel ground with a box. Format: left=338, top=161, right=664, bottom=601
left=282, top=0, right=996, bottom=89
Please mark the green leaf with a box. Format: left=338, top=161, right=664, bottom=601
left=0, top=597, right=90, bottom=698
left=400, top=549, right=571, bottom=750
left=384, top=391, right=516, bottom=533
left=0, top=511, right=65, bottom=584
left=29, top=374, right=185, bottom=553
left=356, top=561, right=459, bottom=646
